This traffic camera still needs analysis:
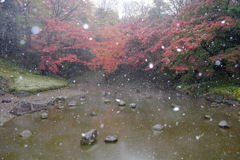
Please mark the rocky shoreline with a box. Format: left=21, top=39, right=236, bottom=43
left=0, top=84, right=87, bottom=126
left=1, top=81, right=239, bottom=126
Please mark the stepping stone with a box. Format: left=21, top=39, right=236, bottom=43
left=105, top=135, right=118, bottom=143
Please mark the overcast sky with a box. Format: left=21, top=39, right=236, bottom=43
left=90, top=0, right=153, bottom=18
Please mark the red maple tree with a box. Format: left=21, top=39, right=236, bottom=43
left=31, top=18, right=95, bottom=73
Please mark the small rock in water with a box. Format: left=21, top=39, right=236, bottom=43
left=47, top=99, right=55, bottom=105
left=136, top=89, right=140, bottom=93
left=118, top=100, right=126, bottom=106
left=219, top=120, right=230, bottom=129
left=68, top=101, right=77, bottom=106
left=80, top=97, right=85, bottom=101
left=152, top=124, right=164, bottom=131
left=0, top=91, right=7, bottom=96
left=1, top=99, right=11, bottom=103
left=104, top=99, right=111, bottom=104
left=89, top=112, right=97, bottom=116
left=41, top=112, right=48, bottom=119
left=101, top=91, right=108, bottom=97
left=58, top=104, right=64, bottom=109
left=20, top=130, right=32, bottom=139
left=129, top=103, right=136, bottom=108
left=56, top=96, right=65, bottom=103
left=80, top=129, right=98, bottom=145
left=171, top=104, right=181, bottom=111
left=79, top=94, right=86, bottom=99
left=171, top=104, right=181, bottom=108
left=204, top=115, right=212, bottom=120
left=145, top=94, right=152, bottom=99
left=105, top=135, right=118, bottom=143
left=211, top=102, right=219, bottom=107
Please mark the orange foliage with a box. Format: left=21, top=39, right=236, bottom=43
left=88, top=25, right=127, bottom=73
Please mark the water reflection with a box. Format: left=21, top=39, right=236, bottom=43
left=0, top=84, right=240, bottom=159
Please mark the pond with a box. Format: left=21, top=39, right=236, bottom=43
left=0, top=83, right=240, bottom=160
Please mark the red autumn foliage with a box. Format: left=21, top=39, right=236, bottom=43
left=38, top=56, right=59, bottom=73
left=122, top=11, right=237, bottom=75
left=32, top=19, right=95, bottom=73
left=88, top=24, right=127, bottom=73
left=32, top=0, right=239, bottom=79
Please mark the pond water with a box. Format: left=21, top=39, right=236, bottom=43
left=0, top=83, right=240, bottom=160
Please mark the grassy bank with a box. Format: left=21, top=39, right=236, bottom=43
left=0, top=58, right=68, bottom=93
left=177, top=79, right=240, bottom=101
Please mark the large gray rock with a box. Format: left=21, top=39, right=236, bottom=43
left=10, top=101, right=47, bottom=116
left=20, top=130, right=32, bottom=139
left=80, top=129, right=98, bottom=145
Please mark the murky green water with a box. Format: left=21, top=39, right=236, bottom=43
left=1, top=84, right=240, bottom=160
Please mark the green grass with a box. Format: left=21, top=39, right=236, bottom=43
left=178, top=79, right=240, bottom=101
left=0, top=58, right=68, bottom=93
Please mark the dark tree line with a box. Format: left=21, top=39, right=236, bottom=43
left=0, top=0, right=19, bottom=57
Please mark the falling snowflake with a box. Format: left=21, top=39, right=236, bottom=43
left=176, top=48, right=182, bottom=52
left=83, top=24, right=89, bottom=29
left=149, top=63, right=154, bottom=69
left=31, top=26, right=41, bottom=34
left=215, top=60, right=221, bottom=66
left=173, top=107, right=180, bottom=111
left=20, top=40, right=26, bottom=45
left=195, top=133, right=204, bottom=140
